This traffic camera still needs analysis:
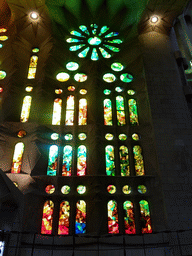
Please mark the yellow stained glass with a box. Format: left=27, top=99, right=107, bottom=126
left=11, top=142, right=24, bottom=173
left=52, top=98, right=62, bottom=125
left=0, top=36, right=8, bottom=41
left=20, top=96, right=32, bottom=123
left=65, top=95, right=74, bottom=125
left=78, top=98, right=87, bottom=125
left=27, top=56, right=38, bottom=79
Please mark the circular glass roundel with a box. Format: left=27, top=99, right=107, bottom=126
left=79, top=89, right=87, bottom=95
left=55, top=89, right=63, bottom=94
left=0, top=71, right=6, bottom=80
left=0, top=36, right=8, bottom=41
left=51, top=133, right=59, bottom=140
left=132, top=133, right=140, bottom=141
left=61, top=185, right=71, bottom=194
left=127, top=89, right=135, bottom=95
left=56, top=72, right=70, bottom=82
left=120, top=73, right=133, bottom=83
left=103, top=89, right=111, bottom=95
left=111, top=62, right=124, bottom=72
left=17, top=130, right=27, bottom=138
left=88, top=37, right=102, bottom=45
left=32, top=48, right=39, bottom=53
left=74, top=73, right=87, bottom=82
left=122, top=185, right=131, bottom=194
left=119, top=134, right=127, bottom=141
left=0, top=87, right=3, bottom=92
left=66, top=62, right=79, bottom=71
left=64, top=134, right=73, bottom=140
left=68, top=86, right=75, bottom=91
left=105, top=133, right=114, bottom=140
left=103, top=73, right=116, bottom=83
left=77, top=185, right=86, bottom=194
left=0, top=44, right=3, bottom=48
left=0, top=28, right=7, bottom=33
left=138, top=185, right=147, bottom=194
left=45, top=185, right=55, bottom=194
left=107, top=185, right=116, bottom=194
left=115, top=87, right=123, bottom=92
left=78, top=133, right=86, bottom=140
left=25, top=86, right=33, bottom=92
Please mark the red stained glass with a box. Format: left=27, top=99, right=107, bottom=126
left=78, top=98, right=87, bottom=125
left=108, top=200, right=119, bottom=234
left=41, top=200, right=54, bottom=234
left=58, top=201, right=70, bottom=235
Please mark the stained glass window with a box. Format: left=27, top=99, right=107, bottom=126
left=119, top=134, right=127, bottom=141
left=75, top=200, right=86, bottom=234
left=133, top=145, right=145, bottom=176
left=11, top=142, right=24, bottom=173
left=104, top=89, right=111, bottom=95
left=116, top=96, right=126, bottom=126
left=122, top=185, right=131, bottom=194
left=25, top=86, right=33, bottom=92
left=77, top=145, right=86, bottom=176
left=41, top=200, right=54, bottom=234
left=45, top=185, right=55, bottom=194
left=56, top=72, right=70, bottom=82
left=74, top=73, right=87, bottom=82
left=119, top=146, right=130, bottom=176
left=52, top=98, right=62, bottom=125
left=47, top=145, right=58, bottom=176
left=17, top=130, right=26, bottom=138
left=138, top=185, right=147, bottom=194
left=0, top=71, right=6, bottom=80
left=65, top=95, right=74, bottom=125
left=64, top=134, right=73, bottom=140
left=61, top=185, right=70, bottom=194
left=111, top=62, right=124, bottom=71
left=62, top=146, right=72, bottom=176
left=108, top=200, right=119, bottom=234
left=27, top=55, right=38, bottom=79
left=105, top=133, right=113, bottom=140
left=105, top=145, right=115, bottom=176
left=120, top=73, right=133, bottom=83
left=77, top=185, right=86, bottom=194
left=123, top=201, right=136, bottom=234
left=58, top=201, right=70, bottom=235
left=132, top=133, right=140, bottom=141
left=51, top=133, right=59, bottom=140
left=107, top=185, right=116, bottom=194
left=103, top=73, right=116, bottom=83
left=78, top=133, right=86, bottom=140
left=128, top=99, right=139, bottom=125
left=104, top=99, right=112, bottom=125
left=78, top=98, right=87, bottom=125
left=139, top=200, right=152, bottom=233
left=20, top=96, right=32, bottom=123
left=66, top=62, right=79, bottom=71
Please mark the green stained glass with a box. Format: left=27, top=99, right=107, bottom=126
left=139, top=200, right=152, bottom=234
left=0, top=71, right=6, bottom=80
left=99, top=47, right=111, bottom=58
left=99, top=26, right=109, bottom=36
left=108, top=200, right=119, bottom=234
left=70, top=30, right=84, bottom=37
left=47, top=145, right=58, bottom=176
left=105, top=32, right=119, bottom=38
left=105, top=145, right=115, bottom=176
left=66, top=62, right=79, bottom=71
left=32, top=48, right=39, bottom=53
left=90, top=23, right=98, bottom=35
left=107, top=39, right=123, bottom=44
left=105, top=133, right=114, bottom=140
left=104, top=89, right=111, bottom=95
left=62, top=145, right=72, bottom=176
left=107, top=185, right=116, bottom=194
left=79, top=25, right=89, bottom=35
left=61, top=185, right=70, bottom=194
left=74, top=73, right=87, bottom=82
left=103, top=73, right=116, bottom=83
left=64, top=134, right=73, bottom=140
left=78, top=47, right=90, bottom=58
left=51, top=133, right=59, bottom=140
left=119, top=134, right=127, bottom=141
left=133, top=145, right=145, bottom=176
left=122, top=185, right=131, bottom=194
left=138, top=185, right=147, bottom=194
left=78, top=133, right=86, bottom=140
left=124, top=201, right=136, bottom=234
left=111, top=62, right=124, bottom=72
left=104, top=99, right=112, bottom=125
left=120, top=146, right=129, bottom=176
left=67, top=38, right=83, bottom=43
left=128, top=90, right=135, bottom=95
left=104, top=45, right=120, bottom=52
left=116, top=96, right=126, bottom=126
left=88, top=37, right=101, bottom=45
left=75, top=200, right=86, bottom=234
left=91, top=48, right=99, bottom=61
left=128, top=99, right=139, bottom=125
left=132, top=133, right=140, bottom=141
left=120, top=73, right=133, bottom=83
left=115, top=87, right=123, bottom=92
left=77, top=185, right=86, bottom=194
left=69, top=44, right=85, bottom=51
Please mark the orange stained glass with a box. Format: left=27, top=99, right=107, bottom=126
left=41, top=200, right=54, bottom=234
left=52, top=98, right=62, bottom=125
left=58, top=201, right=70, bottom=235
left=11, top=142, right=24, bottom=173
left=27, top=56, right=38, bottom=79
left=65, top=95, right=74, bottom=125
left=20, top=96, right=32, bottom=123
left=78, top=98, right=87, bottom=125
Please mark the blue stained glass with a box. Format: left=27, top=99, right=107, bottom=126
left=99, top=47, right=111, bottom=58
left=69, top=44, right=85, bottom=51
left=105, top=32, right=119, bottom=38
left=75, top=200, right=86, bottom=234
left=107, top=39, right=123, bottom=44
left=91, top=48, right=99, bottom=61
left=47, top=145, right=58, bottom=176
left=79, top=25, right=90, bottom=35
left=66, top=38, right=83, bottom=43
left=70, top=30, right=84, bottom=37
left=78, top=47, right=90, bottom=58
left=99, top=26, right=109, bottom=36
left=104, top=45, right=120, bottom=52
left=62, top=146, right=72, bottom=176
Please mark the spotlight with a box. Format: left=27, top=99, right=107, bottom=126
left=151, top=16, right=159, bottom=23
left=30, top=11, right=39, bottom=20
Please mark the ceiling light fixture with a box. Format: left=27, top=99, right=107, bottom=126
left=151, top=15, right=159, bottom=23
left=30, top=11, right=39, bottom=20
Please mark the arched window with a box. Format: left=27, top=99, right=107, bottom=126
left=20, top=96, right=32, bottom=123
left=77, top=145, right=86, bottom=176
left=123, top=201, right=136, bottom=234
left=52, top=98, right=62, bottom=125
left=11, top=142, right=24, bottom=173
left=78, top=98, right=87, bottom=125
left=58, top=201, right=70, bottom=235
left=62, top=145, right=72, bottom=176
left=108, top=200, right=119, bottom=234
left=47, top=145, right=58, bottom=176
left=105, top=145, right=115, bottom=176
left=119, top=145, right=129, bottom=176
left=133, top=145, right=145, bottom=176
left=75, top=200, right=86, bottom=234
left=116, top=96, right=125, bottom=126
left=65, top=95, right=74, bottom=125
left=139, top=200, right=152, bottom=234
left=128, top=99, right=139, bottom=125
left=27, top=55, right=38, bottom=79
left=104, top=99, right=112, bottom=125
left=41, top=200, right=54, bottom=234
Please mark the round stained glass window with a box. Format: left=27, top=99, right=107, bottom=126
left=79, top=89, right=87, bottom=95
left=61, top=185, right=71, bottom=194
left=77, top=185, right=86, bottom=194
left=25, top=86, right=33, bottom=92
left=0, top=71, right=6, bottom=80
left=119, top=134, right=127, bottom=141
left=0, top=87, right=3, bottom=92
left=55, top=89, right=63, bottom=94
left=51, top=133, right=59, bottom=140
left=78, top=133, right=86, bottom=140
left=74, top=73, right=87, bottom=82
left=66, top=62, right=79, bottom=71
left=107, top=185, right=116, bottom=194
left=132, top=133, right=140, bottom=141
left=32, top=48, right=39, bottom=53
left=120, top=73, right=133, bottom=83
left=127, top=90, right=135, bottom=95
left=0, top=36, right=8, bottom=41
left=17, top=130, right=26, bottom=138
left=68, top=86, right=75, bottom=91
left=138, top=185, right=147, bottom=194
left=0, top=28, right=7, bottom=33
left=115, top=87, right=123, bottom=92
left=56, top=72, right=70, bottom=82
left=104, top=89, right=111, bottom=95
left=111, top=62, right=124, bottom=72
left=64, top=134, right=73, bottom=140
left=122, top=185, right=131, bottom=194
left=0, top=44, right=3, bottom=48
left=103, top=73, right=116, bottom=83
left=105, top=133, right=114, bottom=140
left=45, top=185, right=55, bottom=194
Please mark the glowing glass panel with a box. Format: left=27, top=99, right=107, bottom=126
left=90, top=23, right=98, bottom=34
left=0, top=28, right=7, bottom=32
left=32, top=48, right=39, bottom=53
left=124, top=201, right=136, bottom=234
left=78, top=98, right=87, bottom=125
left=78, top=47, right=90, bottom=58
left=119, top=134, right=127, bottom=141
left=69, top=44, right=85, bottom=51
left=62, top=146, right=72, bottom=176
left=80, top=89, right=87, bottom=95
left=79, top=25, right=89, bottom=35
left=67, top=38, right=83, bottom=43
left=104, top=45, right=120, bottom=52
left=61, top=185, right=70, bottom=194
left=133, top=145, right=145, bottom=176
left=55, top=89, right=63, bottom=94
left=20, top=96, right=32, bottom=123
left=56, top=72, right=70, bottom=82
left=41, top=200, right=54, bottom=234
left=115, top=87, right=123, bottom=92
left=116, top=96, right=126, bottom=126
left=108, top=200, right=119, bottom=234
left=132, top=133, right=140, bottom=141
left=104, top=99, right=112, bottom=125
left=122, top=185, right=131, bottom=194
left=78, top=133, right=86, bottom=140
left=104, top=89, right=111, bottom=95
left=103, top=73, right=116, bottom=83
left=138, top=185, right=147, bottom=194
left=27, top=56, right=38, bottom=79
left=70, top=30, right=84, bottom=37
left=66, top=62, right=79, bottom=71
left=0, top=36, right=8, bottom=41
left=111, top=62, right=124, bottom=72
left=107, top=39, right=123, bottom=44
left=0, top=86, right=3, bottom=92
left=91, top=48, right=99, bottom=60
left=64, top=134, right=73, bottom=140
left=74, top=73, right=87, bottom=82
left=120, top=146, right=129, bottom=176
left=65, top=95, right=74, bottom=126
left=17, top=130, right=26, bottom=138
left=14, top=182, right=18, bottom=187
left=0, top=71, right=6, bottom=79
left=68, top=86, right=75, bottom=91
left=25, top=86, right=33, bottom=92
left=47, top=145, right=58, bottom=176
left=58, top=201, right=70, bottom=235
left=120, top=73, right=133, bottom=83
left=77, top=185, right=86, bottom=194
left=88, top=37, right=101, bottom=45
left=11, top=142, right=24, bottom=173
left=27, top=68, right=36, bottom=79
left=99, top=47, right=111, bottom=58
left=99, top=26, right=109, bottom=35
left=77, top=145, right=86, bottom=176
left=128, top=99, right=139, bottom=125
left=107, top=185, right=116, bottom=194
left=45, top=185, right=55, bottom=194
left=75, top=200, right=86, bottom=234
left=105, top=145, right=115, bottom=176
left=127, top=90, right=135, bottom=95
left=52, top=98, right=62, bottom=125
left=105, top=32, right=119, bottom=38
left=139, top=200, right=152, bottom=233
left=105, top=133, right=113, bottom=140
left=0, top=44, right=3, bottom=48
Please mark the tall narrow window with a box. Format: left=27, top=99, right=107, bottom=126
left=104, top=99, right=112, bottom=125
left=105, top=145, right=115, bottom=176
left=65, top=95, right=74, bottom=125
left=77, top=145, right=86, bottom=176
left=133, top=145, right=145, bottom=176
left=128, top=99, right=139, bottom=125
left=119, top=146, right=130, bottom=176
left=52, top=98, right=62, bottom=125
left=20, top=96, right=32, bottom=123
left=47, top=145, right=58, bottom=176
left=62, top=145, right=72, bottom=176
left=78, top=98, right=87, bottom=125
left=123, top=201, right=136, bottom=234
left=75, top=200, right=86, bottom=234
left=11, top=142, right=24, bottom=173
left=139, top=200, right=152, bottom=234
left=108, top=200, right=119, bottom=234
left=41, top=200, right=54, bottom=234
left=27, top=55, right=38, bottom=79
left=116, top=96, right=125, bottom=125
left=58, top=201, right=70, bottom=235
